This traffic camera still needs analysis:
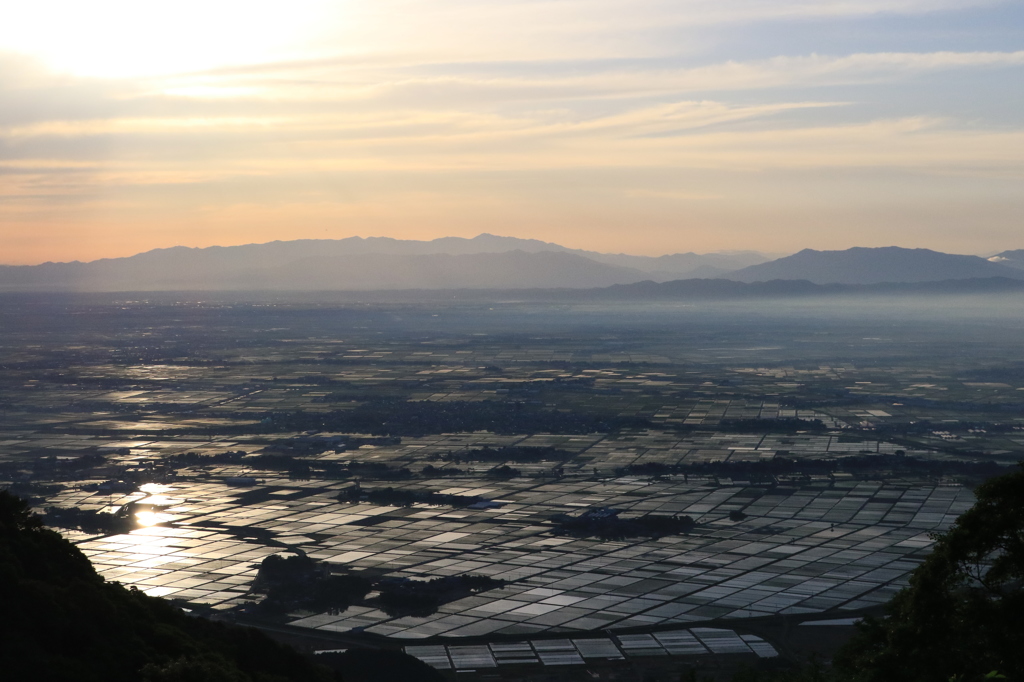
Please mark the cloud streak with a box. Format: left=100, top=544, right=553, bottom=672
left=0, top=0, right=1021, bottom=262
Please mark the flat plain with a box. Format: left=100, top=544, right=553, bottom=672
left=3, top=292, right=1022, bottom=678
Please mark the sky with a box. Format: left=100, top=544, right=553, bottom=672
left=1, top=0, right=1022, bottom=264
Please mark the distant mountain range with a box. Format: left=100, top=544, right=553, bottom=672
left=1, top=236, right=1022, bottom=292
left=729, top=247, right=1024, bottom=285
left=0, top=235, right=769, bottom=292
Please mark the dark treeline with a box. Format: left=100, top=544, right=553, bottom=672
left=716, top=418, right=826, bottom=433
left=253, top=554, right=372, bottom=615
left=616, top=454, right=1007, bottom=482
left=255, top=400, right=652, bottom=436
left=42, top=505, right=133, bottom=535
left=487, top=465, right=521, bottom=478
left=252, top=553, right=502, bottom=619
left=432, top=445, right=573, bottom=462
left=0, top=453, right=110, bottom=482
left=420, top=464, right=465, bottom=477
left=337, top=485, right=481, bottom=507
left=255, top=407, right=820, bottom=438
left=60, top=400, right=649, bottom=438
left=375, top=575, right=505, bottom=617
left=783, top=389, right=1024, bottom=415
left=875, top=419, right=1024, bottom=434
left=551, top=511, right=696, bottom=539
left=165, top=452, right=413, bottom=481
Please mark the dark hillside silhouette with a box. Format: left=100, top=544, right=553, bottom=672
left=0, top=490, right=336, bottom=682
left=834, top=464, right=1024, bottom=681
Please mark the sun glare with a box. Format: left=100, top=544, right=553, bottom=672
left=134, top=510, right=168, bottom=527
left=1, top=0, right=344, bottom=78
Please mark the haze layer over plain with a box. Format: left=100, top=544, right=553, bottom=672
left=2, top=0, right=1023, bottom=263
left=5, top=291, right=1024, bottom=651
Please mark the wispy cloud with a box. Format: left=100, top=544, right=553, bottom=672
left=5, top=49, right=1022, bottom=129
left=0, top=0, right=1021, bottom=261
left=2, top=48, right=1022, bottom=198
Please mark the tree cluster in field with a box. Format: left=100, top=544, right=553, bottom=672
left=486, top=465, right=521, bottom=478
left=344, top=460, right=412, bottom=479
left=252, top=554, right=372, bottom=615
left=3, top=480, right=66, bottom=504
left=165, top=451, right=412, bottom=481
left=551, top=510, right=696, bottom=539
left=420, top=464, right=465, bottom=477
left=253, top=553, right=503, bottom=619
left=166, top=451, right=316, bottom=479
left=375, top=575, right=505, bottom=617
left=781, top=385, right=1024, bottom=417
left=263, top=434, right=400, bottom=453
left=0, top=454, right=108, bottom=486
left=251, top=405, right=822, bottom=439
left=254, top=399, right=652, bottom=436
left=43, top=506, right=134, bottom=535
left=337, top=486, right=480, bottom=508
left=431, top=445, right=573, bottom=463
left=714, top=418, right=826, bottom=433
left=164, top=450, right=251, bottom=465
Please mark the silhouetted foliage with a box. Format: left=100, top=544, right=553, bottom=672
left=717, top=418, right=826, bottom=433
left=834, top=464, right=1024, bottom=682
left=442, top=445, right=573, bottom=462
left=43, top=505, right=134, bottom=534
left=552, top=507, right=696, bottom=539
left=0, top=490, right=336, bottom=682
left=166, top=451, right=412, bottom=481
left=255, top=399, right=652, bottom=436
left=487, top=465, right=521, bottom=478
left=346, top=460, right=412, bottom=479
left=338, top=485, right=480, bottom=507
left=376, top=575, right=505, bottom=617
left=315, top=648, right=445, bottom=682
left=421, top=464, right=465, bottom=477
left=254, top=554, right=371, bottom=614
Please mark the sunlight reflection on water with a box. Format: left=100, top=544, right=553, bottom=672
left=134, top=510, right=171, bottom=526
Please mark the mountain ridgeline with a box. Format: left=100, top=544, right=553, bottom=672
left=729, top=246, right=1024, bottom=284
left=1, top=235, right=1022, bottom=292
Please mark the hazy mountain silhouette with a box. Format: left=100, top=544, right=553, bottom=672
left=4, top=239, right=1021, bottom=292
left=578, top=252, right=765, bottom=279
left=727, top=247, right=1024, bottom=284
left=988, top=250, right=1024, bottom=270
left=0, top=235, right=768, bottom=292
left=0, top=249, right=648, bottom=291
left=229, top=251, right=647, bottom=290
